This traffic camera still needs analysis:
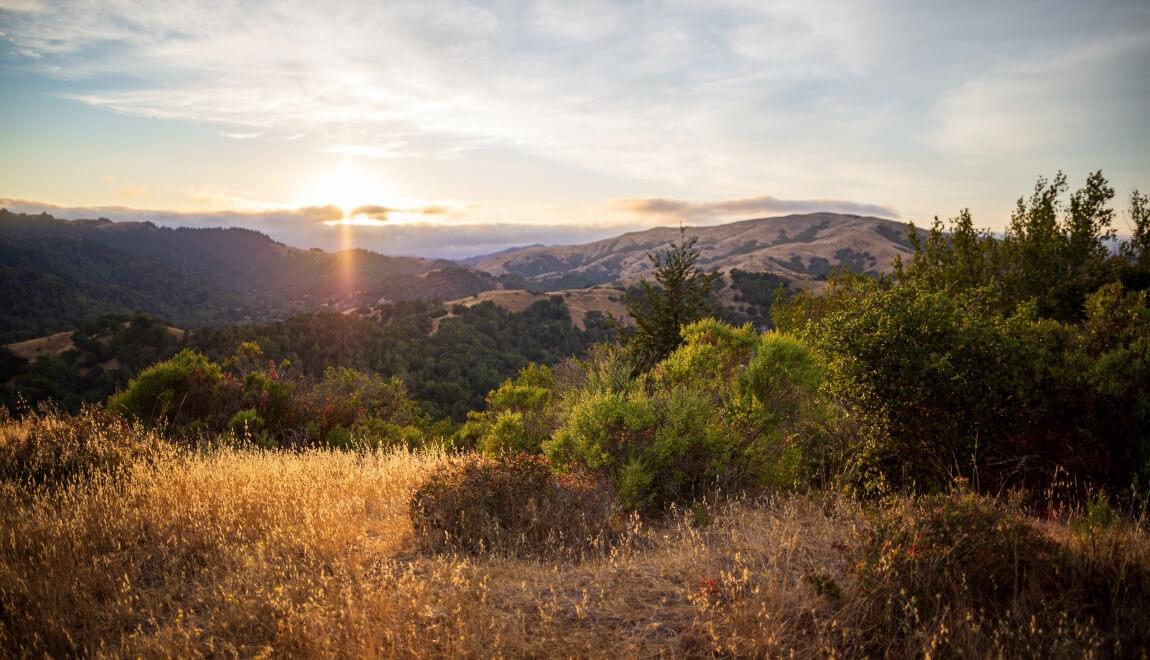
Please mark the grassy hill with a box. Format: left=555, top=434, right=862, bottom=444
left=443, top=286, right=631, bottom=330
left=470, top=212, right=919, bottom=290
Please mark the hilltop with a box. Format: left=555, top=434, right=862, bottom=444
left=469, top=212, right=918, bottom=290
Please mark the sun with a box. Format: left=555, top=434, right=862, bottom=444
left=306, top=161, right=390, bottom=219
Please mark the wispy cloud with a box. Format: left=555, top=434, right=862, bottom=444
left=617, top=195, right=897, bottom=221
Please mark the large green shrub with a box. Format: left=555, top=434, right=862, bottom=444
left=806, top=278, right=1150, bottom=494
left=808, top=282, right=1016, bottom=493
left=108, top=349, right=233, bottom=431
left=300, top=367, right=423, bottom=448
left=546, top=319, right=827, bottom=508
left=108, top=347, right=428, bottom=449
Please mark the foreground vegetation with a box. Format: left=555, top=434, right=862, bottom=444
left=2, top=409, right=1148, bottom=657
left=4, top=171, right=1150, bottom=655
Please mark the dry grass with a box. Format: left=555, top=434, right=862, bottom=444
left=2, top=417, right=1149, bottom=657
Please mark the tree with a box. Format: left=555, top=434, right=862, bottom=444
left=896, top=171, right=1126, bottom=321
left=624, top=227, right=721, bottom=367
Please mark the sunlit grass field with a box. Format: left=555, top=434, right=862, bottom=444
left=2, top=410, right=1149, bottom=657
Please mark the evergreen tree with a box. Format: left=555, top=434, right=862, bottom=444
left=625, top=228, right=720, bottom=367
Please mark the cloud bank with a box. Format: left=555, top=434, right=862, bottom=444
left=617, top=195, right=897, bottom=221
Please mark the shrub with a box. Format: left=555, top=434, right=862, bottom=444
left=409, top=453, right=618, bottom=557
left=0, top=406, right=169, bottom=488
left=546, top=385, right=749, bottom=510
left=547, top=321, right=828, bottom=508
left=302, top=367, right=420, bottom=441
left=854, top=493, right=1062, bottom=618
left=464, top=363, right=557, bottom=456
left=850, top=491, right=1150, bottom=654
left=553, top=342, right=637, bottom=397
left=807, top=282, right=1022, bottom=493
left=109, top=349, right=233, bottom=431
left=654, top=319, right=760, bottom=387
left=733, top=332, right=827, bottom=488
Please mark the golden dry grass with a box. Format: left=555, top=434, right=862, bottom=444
left=1, top=427, right=1148, bottom=657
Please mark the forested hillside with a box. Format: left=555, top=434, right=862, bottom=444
left=0, top=210, right=499, bottom=341
left=2, top=298, right=613, bottom=421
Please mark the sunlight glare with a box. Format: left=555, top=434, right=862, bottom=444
left=307, top=161, right=390, bottom=219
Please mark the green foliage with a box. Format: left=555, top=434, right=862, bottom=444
left=192, top=298, right=612, bottom=421
left=553, top=342, right=637, bottom=396
left=771, top=269, right=883, bottom=334
left=1, top=314, right=184, bottom=414
left=105, top=344, right=428, bottom=450
left=108, top=349, right=229, bottom=431
left=655, top=319, right=761, bottom=386
left=807, top=282, right=1012, bottom=492
left=624, top=228, right=722, bottom=368
left=803, top=275, right=1150, bottom=494
left=896, top=171, right=1132, bottom=321
left=546, top=319, right=827, bottom=509
left=455, top=363, right=557, bottom=456
left=409, top=453, right=619, bottom=557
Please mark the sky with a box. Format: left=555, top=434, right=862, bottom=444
left=1, top=0, right=1148, bottom=259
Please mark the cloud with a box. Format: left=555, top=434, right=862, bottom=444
left=0, top=0, right=1139, bottom=196
left=349, top=205, right=393, bottom=220
left=348, top=203, right=452, bottom=221
left=116, top=186, right=148, bottom=199
left=1, top=197, right=344, bottom=227
left=617, top=195, right=897, bottom=220
left=325, top=143, right=409, bottom=159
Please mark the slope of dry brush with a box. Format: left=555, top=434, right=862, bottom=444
left=1, top=415, right=1149, bottom=657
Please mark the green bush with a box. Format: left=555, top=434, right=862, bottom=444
left=553, top=342, right=637, bottom=396
left=654, top=319, right=760, bottom=387
left=808, top=283, right=1016, bottom=493
left=464, top=363, right=556, bottom=456
left=546, top=320, right=828, bottom=508
left=108, top=349, right=233, bottom=432
left=805, top=279, right=1150, bottom=494
left=409, top=453, right=618, bottom=557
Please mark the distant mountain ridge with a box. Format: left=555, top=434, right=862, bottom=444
left=0, top=209, right=919, bottom=343
left=469, top=212, right=918, bottom=290
left=0, top=210, right=496, bottom=342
